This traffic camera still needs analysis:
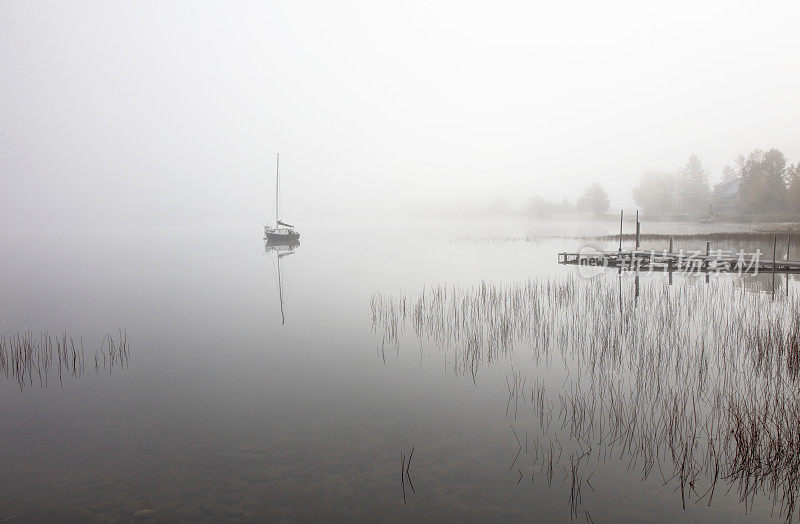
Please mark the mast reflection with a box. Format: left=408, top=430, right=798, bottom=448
left=265, top=239, right=300, bottom=325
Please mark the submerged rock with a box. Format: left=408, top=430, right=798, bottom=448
left=132, top=509, right=156, bottom=520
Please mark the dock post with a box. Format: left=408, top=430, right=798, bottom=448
left=667, top=236, right=674, bottom=285
left=773, top=235, right=777, bottom=298
left=635, top=211, right=640, bottom=249
left=618, top=210, right=623, bottom=252
left=773, top=235, right=777, bottom=273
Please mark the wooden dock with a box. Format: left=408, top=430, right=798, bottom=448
left=557, top=249, right=800, bottom=274
left=558, top=211, right=800, bottom=275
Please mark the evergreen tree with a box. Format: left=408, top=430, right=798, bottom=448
left=720, top=165, right=737, bottom=182
left=740, top=149, right=788, bottom=213
left=577, top=183, right=610, bottom=215
left=762, top=149, right=788, bottom=210
left=677, top=154, right=710, bottom=214
left=787, top=163, right=800, bottom=214
left=631, top=171, right=677, bottom=216
left=740, top=150, right=765, bottom=212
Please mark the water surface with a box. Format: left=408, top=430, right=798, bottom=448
left=0, top=220, right=795, bottom=522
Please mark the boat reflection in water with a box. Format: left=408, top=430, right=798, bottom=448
left=265, top=238, right=300, bottom=325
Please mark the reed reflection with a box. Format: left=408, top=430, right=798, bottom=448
left=0, top=330, right=130, bottom=391
left=371, top=275, right=800, bottom=520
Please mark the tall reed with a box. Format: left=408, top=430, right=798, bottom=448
left=372, top=276, right=800, bottom=520
left=0, top=330, right=130, bottom=391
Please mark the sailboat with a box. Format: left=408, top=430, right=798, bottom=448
left=264, top=153, right=300, bottom=242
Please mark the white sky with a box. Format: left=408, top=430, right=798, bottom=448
left=2, top=0, right=799, bottom=226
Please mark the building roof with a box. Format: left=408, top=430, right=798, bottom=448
left=713, top=178, right=741, bottom=197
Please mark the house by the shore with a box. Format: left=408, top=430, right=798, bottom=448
left=711, top=178, right=742, bottom=216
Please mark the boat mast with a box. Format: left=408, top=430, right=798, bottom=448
left=275, top=153, right=280, bottom=225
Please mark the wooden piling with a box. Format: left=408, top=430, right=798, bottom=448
left=618, top=210, right=623, bottom=252
left=668, top=236, right=674, bottom=284
left=773, top=235, right=777, bottom=274
left=773, top=235, right=777, bottom=297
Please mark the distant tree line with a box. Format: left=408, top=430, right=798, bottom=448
left=632, top=149, right=800, bottom=217
left=526, top=183, right=610, bottom=217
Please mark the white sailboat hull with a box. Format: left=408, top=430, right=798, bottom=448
left=264, top=227, right=300, bottom=242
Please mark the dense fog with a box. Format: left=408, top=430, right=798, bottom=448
left=2, top=1, right=799, bottom=227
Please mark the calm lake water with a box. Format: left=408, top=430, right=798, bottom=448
left=0, top=220, right=796, bottom=522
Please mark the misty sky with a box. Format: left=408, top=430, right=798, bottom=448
left=2, top=1, right=799, bottom=226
